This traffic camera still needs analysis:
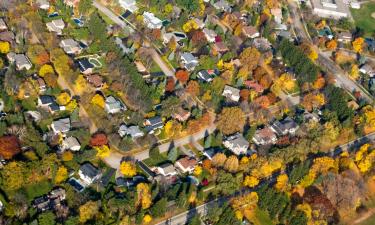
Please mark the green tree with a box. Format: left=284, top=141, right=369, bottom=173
left=150, top=198, right=167, bottom=218
left=38, top=212, right=56, bottom=225
left=160, top=96, right=181, bottom=118
left=216, top=171, right=240, bottom=195
left=176, top=0, right=199, bottom=12
left=188, top=214, right=201, bottom=225
left=78, top=0, right=92, bottom=15
left=167, top=147, right=178, bottom=162
left=217, top=206, right=241, bottom=225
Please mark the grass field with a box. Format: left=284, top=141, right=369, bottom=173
left=358, top=214, right=375, bottom=225
left=350, top=2, right=375, bottom=36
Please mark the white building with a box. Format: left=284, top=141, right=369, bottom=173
left=223, top=134, right=249, bottom=155
left=36, top=0, right=50, bottom=10
left=311, top=0, right=350, bottom=18
left=143, top=12, right=163, bottom=29
left=79, top=163, right=101, bottom=186
left=175, top=157, right=197, bottom=174
left=202, top=28, right=217, bottom=43
left=222, top=85, right=240, bottom=102
left=119, top=0, right=138, bottom=12
left=60, top=136, right=81, bottom=151
left=46, top=19, right=65, bottom=35
left=157, top=163, right=178, bottom=176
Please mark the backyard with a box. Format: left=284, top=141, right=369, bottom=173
left=350, top=2, right=375, bottom=36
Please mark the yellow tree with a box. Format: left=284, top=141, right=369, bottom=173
left=350, top=64, right=359, bottom=80
left=243, top=175, right=259, bottom=187
left=91, top=94, right=105, bottom=108
left=0, top=41, right=10, bottom=54
left=136, top=183, right=152, bottom=209
left=79, top=201, right=100, bottom=223
left=224, top=155, right=239, bottom=173
left=65, top=99, right=78, bottom=112
left=74, top=75, right=88, bottom=94
left=94, top=145, right=111, bottom=158
left=352, top=37, right=365, bottom=53
left=194, top=165, right=202, bottom=176
left=54, top=166, right=68, bottom=184
left=326, top=39, right=337, bottom=50
left=361, top=106, right=375, bottom=133
left=39, top=64, right=55, bottom=77
left=212, top=153, right=227, bottom=167
left=143, top=214, right=152, bottom=224
left=275, top=174, right=288, bottom=191
left=56, top=92, right=71, bottom=106
left=120, top=161, right=137, bottom=177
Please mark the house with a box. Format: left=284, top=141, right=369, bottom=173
left=144, top=116, right=163, bottom=133
left=49, top=188, right=66, bottom=201
left=105, top=96, right=125, bottom=114
left=303, top=111, right=320, bottom=123
left=37, top=77, right=47, bottom=93
left=202, top=28, right=217, bottom=43
left=78, top=58, right=94, bottom=74
left=203, top=148, right=219, bottom=160
left=365, top=38, right=375, bottom=52
left=32, top=188, right=66, bottom=212
left=180, top=52, right=199, bottom=71
left=118, top=124, right=144, bottom=139
left=223, top=133, right=249, bottom=155
left=350, top=1, right=360, bottom=9
left=143, top=12, right=163, bottom=29
left=116, top=176, right=147, bottom=188
left=0, top=18, right=7, bottom=31
left=242, top=26, right=259, bottom=39
left=252, top=127, right=277, bottom=146
left=48, top=102, right=65, bottom=114
left=60, top=136, right=81, bottom=151
left=337, top=31, right=352, bottom=43
left=86, top=74, right=104, bottom=89
left=6, top=53, right=32, bottom=70
left=119, top=0, right=138, bottom=13
left=59, top=39, right=81, bottom=55
left=157, top=163, right=178, bottom=176
left=64, top=0, right=80, bottom=7
left=271, top=117, right=299, bottom=136
left=51, top=118, right=71, bottom=135
left=193, top=18, right=205, bottom=29
left=175, top=157, right=197, bottom=173
left=213, top=0, right=232, bottom=12
left=46, top=19, right=65, bottom=35
left=172, top=108, right=191, bottom=122
left=270, top=8, right=283, bottom=24
left=359, top=64, right=375, bottom=77
left=32, top=196, right=50, bottom=212
left=197, top=70, right=215, bottom=82
left=79, top=163, right=101, bottom=186
left=311, top=0, right=349, bottom=18
left=253, top=38, right=272, bottom=51
left=222, top=85, right=240, bottom=102
left=212, top=42, right=229, bottom=54
left=35, top=0, right=50, bottom=10
left=38, top=95, right=55, bottom=107
left=244, top=80, right=264, bottom=93
left=0, top=31, right=15, bottom=43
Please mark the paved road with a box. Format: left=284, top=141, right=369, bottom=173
left=156, top=132, right=375, bottom=225
left=288, top=0, right=373, bottom=103
left=93, top=1, right=176, bottom=80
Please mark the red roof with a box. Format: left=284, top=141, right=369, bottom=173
left=176, top=157, right=197, bottom=169
left=244, top=80, right=264, bottom=93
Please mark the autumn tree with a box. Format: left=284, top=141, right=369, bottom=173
left=55, top=166, right=68, bottom=184
left=0, top=135, right=21, bottom=159
left=56, top=92, right=71, bottom=106
left=0, top=41, right=10, bottom=54
left=39, top=64, right=55, bottom=77
left=275, top=174, right=288, bottom=191
left=191, top=30, right=207, bottom=47
left=216, top=107, right=245, bottom=135
left=350, top=64, right=359, bottom=80
left=27, top=44, right=50, bottom=65
left=89, top=133, right=108, bottom=147
left=91, top=94, right=105, bottom=108
left=352, top=37, right=364, bottom=53
left=137, top=183, right=152, bottom=209
left=326, top=39, right=337, bottom=50
left=243, top=175, right=259, bottom=187
left=186, top=80, right=200, bottom=96
left=120, top=161, right=137, bottom=177
left=79, top=201, right=99, bottom=223
left=212, top=153, right=227, bottom=167
left=239, top=47, right=261, bottom=73
left=224, top=155, right=239, bottom=173
left=165, top=77, right=175, bottom=92
left=94, top=145, right=111, bottom=158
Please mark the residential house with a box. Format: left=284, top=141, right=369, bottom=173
left=118, top=124, right=144, bottom=139
left=0, top=18, right=7, bottom=31
left=359, top=64, right=375, bottom=77
left=253, top=38, right=272, bottom=51
left=116, top=176, right=147, bottom=188
left=0, top=31, right=15, bottom=44
left=197, top=70, right=215, bottom=82
left=59, top=39, right=81, bottom=55
left=172, top=108, right=191, bottom=122
left=32, top=196, right=50, bottom=212
left=46, top=19, right=65, bottom=35
left=86, top=74, right=104, bottom=89
left=350, top=1, right=360, bottom=9
left=213, top=0, right=232, bottom=12
left=7, top=53, right=32, bottom=70
left=311, top=0, right=349, bottom=18
left=277, top=30, right=293, bottom=41
left=244, top=80, right=264, bottom=94
left=105, top=96, right=125, bottom=114
left=242, top=26, right=259, bottom=39
left=175, top=157, right=197, bottom=174
left=222, top=85, right=240, bottom=102
left=32, top=188, right=66, bottom=212
left=79, top=163, right=101, bottom=186
left=271, top=117, right=299, bottom=136
left=38, top=95, right=55, bottom=107
left=337, top=31, right=352, bottom=43
left=60, top=136, right=81, bottom=151
left=119, top=0, right=138, bottom=13
left=223, top=133, right=249, bottom=155
left=78, top=58, right=94, bottom=74
left=134, top=61, right=150, bottom=78
left=180, top=52, right=199, bottom=71
left=144, top=116, right=163, bottom=133
left=35, top=0, right=50, bottom=10
left=143, top=12, right=163, bottom=29
left=270, top=8, right=283, bottom=24
left=303, top=111, right=320, bottom=123
left=203, top=148, right=219, bottom=160
left=49, top=188, right=66, bottom=201
left=157, top=163, right=178, bottom=176
left=202, top=28, right=217, bottom=43
left=36, top=77, right=47, bottom=93
left=365, top=38, right=375, bottom=52
left=212, top=42, right=229, bottom=54
left=51, top=118, right=71, bottom=135
left=252, top=127, right=277, bottom=146
left=64, top=0, right=80, bottom=7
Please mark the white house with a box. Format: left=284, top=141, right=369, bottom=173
left=143, top=12, right=163, bottom=29
left=105, top=96, right=125, bottom=114
left=119, top=0, right=138, bottom=13
left=118, top=124, right=144, bottom=139
left=7, top=53, right=32, bottom=70
left=175, top=157, right=197, bottom=174
left=271, top=117, right=299, bottom=136
left=36, top=0, right=50, bottom=10
left=157, top=163, right=178, bottom=176
left=46, top=19, right=65, bottom=35
left=311, top=0, right=349, bottom=18
left=222, top=85, right=240, bottom=102
left=79, top=163, right=101, bottom=186
left=51, top=118, right=71, bottom=135
left=59, top=39, right=81, bottom=55
left=242, top=26, right=260, bottom=39
left=360, top=64, right=375, bottom=77
left=180, top=52, right=199, bottom=71
left=60, top=136, right=81, bottom=151
left=252, top=127, right=278, bottom=146
left=223, top=133, right=249, bottom=155
left=202, top=28, right=217, bottom=43
left=0, top=18, right=7, bottom=31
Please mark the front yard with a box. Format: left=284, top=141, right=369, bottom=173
left=350, top=2, right=375, bottom=36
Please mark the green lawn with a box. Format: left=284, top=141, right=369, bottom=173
left=251, top=208, right=275, bottom=225
left=350, top=2, right=375, bottom=36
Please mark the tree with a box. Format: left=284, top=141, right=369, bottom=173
left=350, top=64, right=359, bottom=80
left=224, top=155, right=239, bottom=173
left=217, top=205, right=241, bottom=225
left=243, top=175, right=259, bottom=187
left=216, top=107, right=245, bottom=135
left=212, top=153, right=227, bottom=167
left=27, top=45, right=50, bottom=65
left=137, top=183, right=152, bottom=209
left=161, top=96, right=181, bottom=118
left=275, top=174, right=288, bottom=191
left=143, top=214, right=152, bottom=223
left=326, top=40, right=337, bottom=50
left=0, top=161, right=24, bottom=191
left=91, top=94, right=105, bottom=108
left=165, top=77, right=175, bottom=92
left=38, top=212, right=56, bottom=225
left=79, top=201, right=99, bottom=223
left=78, top=0, right=92, bottom=15
left=324, top=85, right=352, bottom=121
left=150, top=198, right=167, bottom=217
left=186, top=80, right=200, bottom=96
left=167, top=147, right=178, bottom=162
left=0, top=135, right=21, bottom=159
left=216, top=171, right=240, bottom=195
left=89, top=133, right=108, bottom=147
left=0, top=41, right=10, bottom=54
left=191, top=30, right=207, bottom=47
left=56, top=92, right=71, bottom=106
left=239, top=47, right=261, bottom=72
left=94, top=145, right=111, bottom=158
left=120, top=161, right=137, bottom=177
left=352, top=37, right=364, bottom=53
left=44, top=72, right=58, bottom=87
left=194, top=165, right=203, bottom=176
left=39, top=64, right=55, bottom=77
left=55, top=166, right=68, bottom=184
left=62, top=151, right=73, bottom=161
left=176, top=69, right=189, bottom=84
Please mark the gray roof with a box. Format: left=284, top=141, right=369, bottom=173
left=52, top=118, right=71, bottom=133
left=105, top=96, right=124, bottom=112
left=119, top=124, right=144, bottom=138
left=62, top=136, right=80, bottom=150
left=159, top=163, right=176, bottom=174
left=271, top=117, right=298, bottom=136
left=80, top=163, right=100, bottom=179
left=181, top=52, right=198, bottom=64
left=225, top=133, right=249, bottom=148
left=0, top=18, right=7, bottom=30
